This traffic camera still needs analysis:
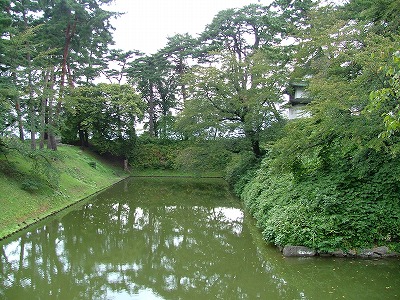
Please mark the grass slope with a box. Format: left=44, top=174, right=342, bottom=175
left=0, top=144, right=127, bottom=239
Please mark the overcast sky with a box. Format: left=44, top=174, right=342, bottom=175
left=109, top=0, right=264, bottom=54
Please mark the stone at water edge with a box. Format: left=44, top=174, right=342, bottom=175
left=282, top=245, right=316, bottom=257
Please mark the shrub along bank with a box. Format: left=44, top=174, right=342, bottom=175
left=0, top=140, right=126, bottom=240
left=228, top=147, right=400, bottom=255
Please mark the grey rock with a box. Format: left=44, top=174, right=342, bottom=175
left=331, top=249, right=346, bottom=257
left=347, top=249, right=357, bottom=257
left=282, top=245, right=316, bottom=257
left=359, top=248, right=380, bottom=258
left=372, top=246, right=389, bottom=256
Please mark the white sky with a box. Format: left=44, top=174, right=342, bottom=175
left=109, top=0, right=263, bottom=54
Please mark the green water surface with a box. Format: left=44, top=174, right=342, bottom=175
left=1, top=177, right=399, bottom=299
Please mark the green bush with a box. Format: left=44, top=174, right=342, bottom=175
left=174, top=142, right=231, bottom=173
left=129, top=140, right=180, bottom=170
left=241, top=153, right=400, bottom=252
left=129, top=138, right=233, bottom=174
left=21, top=176, right=43, bottom=192
left=225, top=151, right=259, bottom=195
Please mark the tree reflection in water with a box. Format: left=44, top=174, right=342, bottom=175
left=0, top=178, right=295, bottom=299
left=2, top=177, right=399, bottom=299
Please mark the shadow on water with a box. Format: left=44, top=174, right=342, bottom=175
left=1, top=177, right=399, bottom=299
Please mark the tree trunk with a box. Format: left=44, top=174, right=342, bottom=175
left=50, top=17, right=77, bottom=151
left=28, top=65, right=36, bottom=150
left=39, top=70, right=51, bottom=150
left=24, top=7, right=36, bottom=150
left=59, top=17, right=77, bottom=99
left=148, top=83, right=156, bottom=136
left=47, top=96, right=57, bottom=151
left=79, top=129, right=89, bottom=149
left=84, top=130, right=89, bottom=147
left=124, top=159, right=129, bottom=172
left=15, top=98, right=24, bottom=141
left=30, top=129, right=36, bottom=150
left=251, top=138, right=261, bottom=158
left=39, top=96, right=46, bottom=150
left=79, top=129, right=85, bottom=149
left=178, top=59, right=187, bottom=101
left=12, top=70, right=25, bottom=141
left=47, top=69, right=57, bottom=151
left=245, top=128, right=262, bottom=158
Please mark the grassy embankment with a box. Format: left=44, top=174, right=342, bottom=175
left=0, top=144, right=127, bottom=240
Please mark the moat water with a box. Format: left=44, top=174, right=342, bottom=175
left=1, top=177, right=399, bottom=299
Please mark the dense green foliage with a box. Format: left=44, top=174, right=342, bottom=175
left=239, top=153, right=400, bottom=252
left=62, top=83, right=144, bottom=161
left=369, top=52, right=400, bottom=144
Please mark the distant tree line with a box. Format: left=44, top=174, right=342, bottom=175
left=1, top=0, right=398, bottom=165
